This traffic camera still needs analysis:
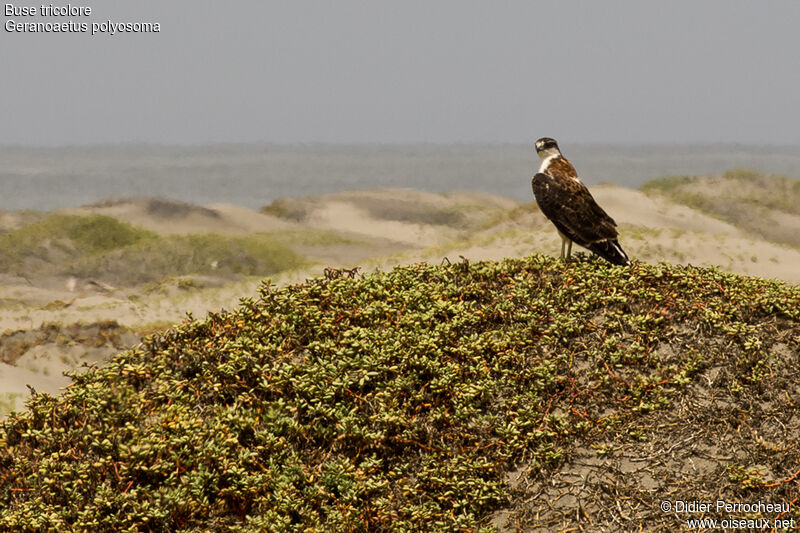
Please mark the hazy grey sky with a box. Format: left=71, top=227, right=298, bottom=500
left=2, top=1, right=800, bottom=146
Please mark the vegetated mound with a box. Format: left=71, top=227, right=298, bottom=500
left=75, top=233, right=306, bottom=286
left=0, top=214, right=305, bottom=285
left=1, top=256, right=799, bottom=531
left=0, top=214, right=154, bottom=270
left=641, top=169, right=800, bottom=247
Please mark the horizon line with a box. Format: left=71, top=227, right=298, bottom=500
left=4, top=140, right=800, bottom=150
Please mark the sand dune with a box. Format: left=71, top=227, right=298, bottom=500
left=62, top=197, right=296, bottom=235
left=1, top=183, right=798, bottom=417
left=308, top=200, right=452, bottom=246
left=345, top=185, right=800, bottom=286
left=590, top=185, right=743, bottom=235
left=264, top=188, right=517, bottom=246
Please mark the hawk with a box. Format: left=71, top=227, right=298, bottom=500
left=531, top=137, right=630, bottom=266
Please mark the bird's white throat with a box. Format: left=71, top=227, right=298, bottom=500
left=537, top=152, right=560, bottom=173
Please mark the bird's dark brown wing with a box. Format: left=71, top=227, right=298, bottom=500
left=531, top=172, right=619, bottom=246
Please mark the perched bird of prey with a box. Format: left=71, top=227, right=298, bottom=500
left=531, top=137, right=630, bottom=266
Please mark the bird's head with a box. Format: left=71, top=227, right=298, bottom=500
left=534, top=137, right=561, bottom=159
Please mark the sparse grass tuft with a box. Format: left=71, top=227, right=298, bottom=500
left=260, top=199, right=309, bottom=222
left=639, top=174, right=696, bottom=194
left=640, top=169, right=800, bottom=247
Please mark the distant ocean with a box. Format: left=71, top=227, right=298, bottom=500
left=2, top=144, right=800, bottom=212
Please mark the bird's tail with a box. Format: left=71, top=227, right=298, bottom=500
left=586, top=239, right=630, bottom=266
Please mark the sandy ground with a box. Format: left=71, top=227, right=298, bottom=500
left=1, top=186, right=798, bottom=416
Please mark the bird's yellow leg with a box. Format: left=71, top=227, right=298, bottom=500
left=558, top=232, right=572, bottom=261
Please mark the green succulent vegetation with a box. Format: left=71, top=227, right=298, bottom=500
left=0, top=214, right=306, bottom=285
left=1, top=256, right=798, bottom=531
